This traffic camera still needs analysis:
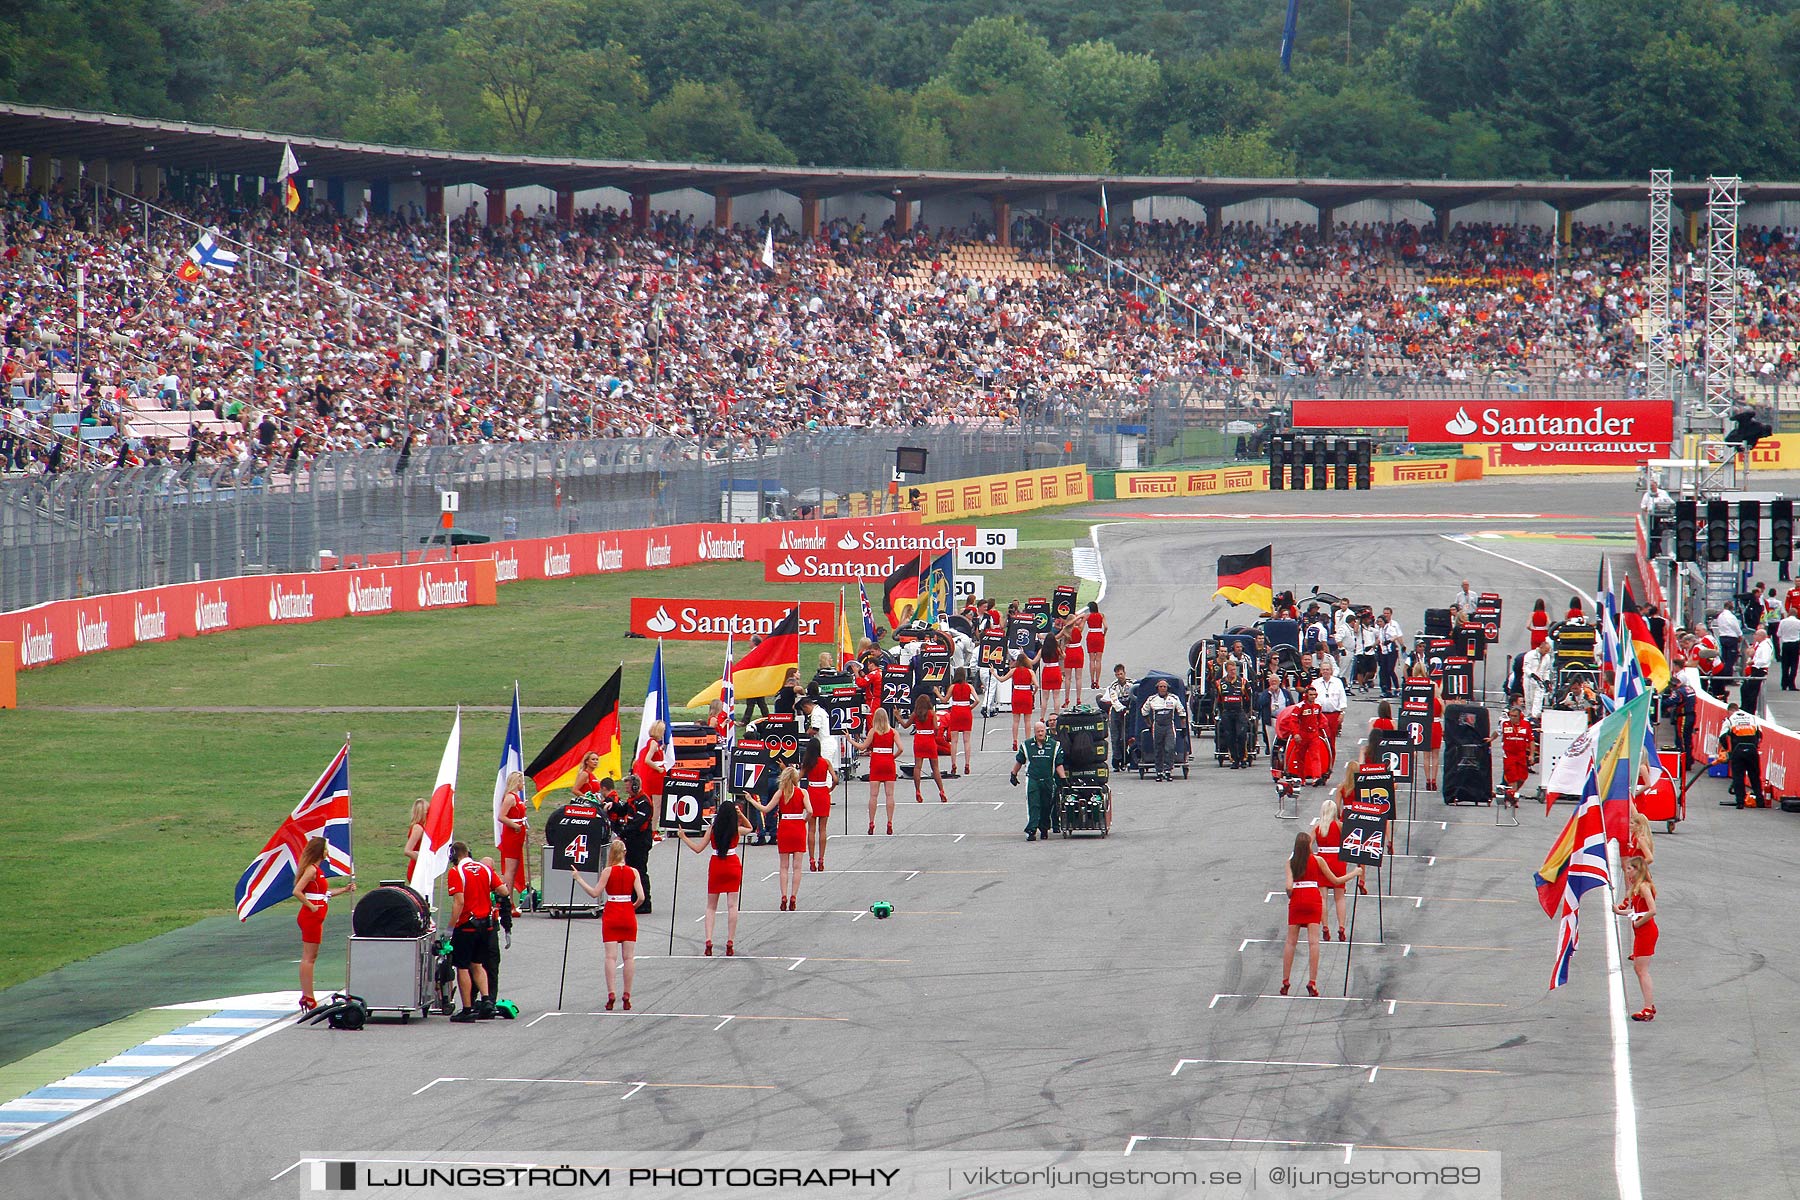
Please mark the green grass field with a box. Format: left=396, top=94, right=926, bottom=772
left=0, top=511, right=1097, bottom=992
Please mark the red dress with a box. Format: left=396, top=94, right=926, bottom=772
left=296, top=867, right=329, bottom=945
left=1628, top=887, right=1659, bottom=959
left=633, top=740, right=666, bottom=799
left=805, top=755, right=834, bottom=820
left=706, top=831, right=743, bottom=896
left=1315, top=819, right=1343, bottom=875
left=1011, top=664, right=1035, bottom=713
left=947, top=681, right=975, bottom=732
left=776, top=787, right=807, bottom=854
left=1429, top=695, right=1444, bottom=751
left=867, top=729, right=897, bottom=781
left=498, top=790, right=528, bottom=871
left=1529, top=610, right=1549, bottom=650
left=1086, top=611, right=1105, bottom=654
left=600, top=864, right=639, bottom=943
left=1063, top=635, right=1085, bottom=670
left=1041, top=645, right=1063, bottom=691
left=1287, top=855, right=1327, bottom=926
left=912, top=722, right=939, bottom=763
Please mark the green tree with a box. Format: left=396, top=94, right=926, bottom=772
left=1055, top=39, right=1160, bottom=139
left=1274, top=81, right=1448, bottom=176
left=645, top=80, right=794, bottom=163
left=1150, top=123, right=1296, bottom=176
left=342, top=88, right=452, bottom=148
left=938, top=15, right=1057, bottom=96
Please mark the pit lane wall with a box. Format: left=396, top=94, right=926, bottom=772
left=0, top=512, right=923, bottom=672
left=1692, top=688, right=1800, bottom=802
left=1100, top=455, right=1479, bottom=498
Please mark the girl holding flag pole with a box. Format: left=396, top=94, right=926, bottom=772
left=293, top=837, right=355, bottom=1012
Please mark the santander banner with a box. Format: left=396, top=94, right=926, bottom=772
left=629, top=598, right=835, bottom=641
left=0, top=560, right=497, bottom=671
left=1290, top=398, right=1674, bottom=444
left=761, top=526, right=977, bottom=582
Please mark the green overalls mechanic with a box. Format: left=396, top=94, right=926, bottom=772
left=1011, top=720, right=1066, bottom=842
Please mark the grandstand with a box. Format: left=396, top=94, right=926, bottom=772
left=5, top=103, right=1800, bottom=481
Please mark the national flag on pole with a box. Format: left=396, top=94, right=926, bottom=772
left=175, top=259, right=204, bottom=284
left=1098, top=185, right=1109, bottom=231
left=838, top=593, right=857, bottom=665
left=186, top=231, right=240, bottom=274
left=1280, top=0, right=1300, bottom=72
left=1214, top=546, right=1274, bottom=613
left=882, top=555, right=923, bottom=628
left=491, top=683, right=524, bottom=845
left=689, top=607, right=800, bottom=705
left=407, top=710, right=461, bottom=900
left=761, top=227, right=775, bottom=269
left=921, top=551, right=955, bottom=626
left=234, top=743, right=353, bottom=921
left=1546, top=788, right=1611, bottom=989
left=720, top=635, right=738, bottom=749
left=526, top=668, right=623, bottom=807
left=858, top=582, right=878, bottom=642
left=277, top=144, right=301, bottom=212
left=1621, top=609, right=1671, bottom=691
left=636, top=640, right=674, bottom=771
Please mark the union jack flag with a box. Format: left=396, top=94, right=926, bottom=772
left=1548, top=788, right=1610, bottom=989
left=858, top=582, right=877, bottom=641
left=720, top=635, right=736, bottom=750
left=235, top=744, right=353, bottom=922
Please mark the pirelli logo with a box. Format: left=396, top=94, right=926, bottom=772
left=1126, top=474, right=1178, bottom=495
left=990, top=481, right=1010, bottom=506
left=962, top=485, right=982, bottom=510
left=1223, top=469, right=1254, bottom=490
left=1016, top=479, right=1035, bottom=504
left=1040, top=475, right=1059, bottom=500
left=1392, top=463, right=1449, bottom=482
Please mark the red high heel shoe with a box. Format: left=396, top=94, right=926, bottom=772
left=298, top=995, right=318, bottom=1013
left=938, top=790, right=948, bottom=803
left=605, top=993, right=616, bottom=1011
left=621, top=993, right=631, bottom=1011
left=867, top=820, right=875, bottom=835
left=1307, top=981, right=1319, bottom=997
left=1631, top=1006, right=1656, bottom=1022
left=886, top=820, right=893, bottom=834
left=704, top=941, right=713, bottom=957
left=915, top=790, right=924, bottom=803
left=1279, top=980, right=1290, bottom=996
left=725, top=941, right=734, bottom=956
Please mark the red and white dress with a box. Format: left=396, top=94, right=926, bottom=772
left=947, top=680, right=975, bottom=732
left=1287, top=854, right=1327, bottom=926
left=1041, top=642, right=1063, bottom=692
left=1086, top=610, right=1106, bottom=655
left=497, top=789, right=528, bottom=889
left=912, top=722, right=939, bottom=767
left=1010, top=664, right=1035, bottom=714
left=776, top=787, right=808, bottom=854
left=633, top=739, right=666, bottom=802
left=1314, top=820, right=1344, bottom=879
left=296, top=867, right=329, bottom=945
left=867, top=728, right=898, bottom=781
left=600, top=864, right=639, bottom=943
left=805, top=754, right=834, bottom=821
left=1628, top=886, right=1659, bottom=959
left=1062, top=629, right=1085, bottom=672
left=706, top=831, right=743, bottom=896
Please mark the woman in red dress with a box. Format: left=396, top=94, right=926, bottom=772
left=1369, top=700, right=1396, bottom=735
left=633, top=720, right=668, bottom=815
left=675, top=797, right=753, bottom=956
left=1039, top=628, right=1064, bottom=720
left=1616, top=855, right=1658, bottom=1021
left=857, top=708, right=899, bottom=834
left=803, top=733, right=840, bottom=872
left=292, top=837, right=354, bottom=1012
left=1407, top=661, right=1445, bottom=789
left=575, top=839, right=643, bottom=1009
left=1529, top=598, right=1550, bottom=650
left=750, top=767, right=810, bottom=910
left=1315, top=789, right=1350, bottom=941
left=1084, top=602, right=1107, bottom=689
left=496, top=770, right=530, bottom=895
left=1280, top=830, right=1360, bottom=997
left=1059, top=613, right=1086, bottom=706
left=402, top=796, right=429, bottom=876
left=908, top=693, right=948, bottom=803
left=1009, top=653, right=1037, bottom=750
left=945, top=668, right=976, bottom=775
left=573, top=751, right=605, bottom=798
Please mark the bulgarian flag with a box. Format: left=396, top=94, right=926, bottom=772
left=1214, top=545, right=1274, bottom=613
left=526, top=668, right=623, bottom=807
left=407, top=708, right=461, bottom=902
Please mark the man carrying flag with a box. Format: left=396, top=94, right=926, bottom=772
left=1214, top=546, right=1274, bottom=613
left=408, top=710, right=462, bottom=908
left=527, top=669, right=623, bottom=808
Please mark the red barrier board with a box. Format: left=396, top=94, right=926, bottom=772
left=1291, top=398, right=1674, bottom=443
left=1693, top=688, right=1800, bottom=800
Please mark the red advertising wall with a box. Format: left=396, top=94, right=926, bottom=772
left=1693, top=689, right=1800, bottom=800
left=0, top=559, right=498, bottom=671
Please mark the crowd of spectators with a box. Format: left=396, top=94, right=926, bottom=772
left=3, top=180, right=1796, bottom=477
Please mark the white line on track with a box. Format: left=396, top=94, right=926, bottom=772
left=1168, top=1057, right=1503, bottom=1083
left=1237, top=937, right=1405, bottom=953
left=1125, top=1135, right=1357, bottom=1163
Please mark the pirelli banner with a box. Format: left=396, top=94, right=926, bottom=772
left=911, top=466, right=1092, bottom=520
left=1113, top=456, right=1479, bottom=498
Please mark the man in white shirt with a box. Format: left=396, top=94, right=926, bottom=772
left=1743, top=628, right=1774, bottom=712
left=1377, top=607, right=1405, bottom=696
left=1777, top=609, right=1800, bottom=690
left=1450, top=579, right=1479, bottom=614
left=1312, top=659, right=1348, bottom=748
left=1713, top=607, right=1743, bottom=676
left=1640, top=479, right=1674, bottom=512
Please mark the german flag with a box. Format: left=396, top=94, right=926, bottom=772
left=1621, top=610, right=1670, bottom=691
left=882, top=554, right=922, bottom=628
left=1214, top=545, right=1274, bottom=613
left=688, top=606, right=799, bottom=705
left=525, top=667, right=621, bottom=808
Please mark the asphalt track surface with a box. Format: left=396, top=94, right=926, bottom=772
left=3, top=477, right=1798, bottom=1200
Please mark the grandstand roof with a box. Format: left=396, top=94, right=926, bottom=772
left=6, top=101, right=1800, bottom=211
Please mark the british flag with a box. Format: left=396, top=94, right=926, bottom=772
left=720, top=635, right=736, bottom=751
left=1548, top=787, right=1610, bottom=989
left=234, top=744, right=353, bottom=922
left=858, top=582, right=877, bottom=642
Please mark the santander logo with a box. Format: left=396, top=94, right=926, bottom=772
left=494, top=552, right=520, bottom=583
left=544, top=546, right=572, bottom=577
left=75, top=609, right=110, bottom=653
left=347, top=574, right=394, bottom=615
left=133, top=600, right=168, bottom=642
left=697, top=530, right=745, bottom=561
left=776, top=555, right=803, bottom=578
left=20, top=622, right=54, bottom=666
left=195, top=590, right=231, bottom=632
left=781, top=528, right=827, bottom=550
left=597, top=541, right=624, bottom=572
left=644, top=538, right=672, bottom=568
left=268, top=583, right=316, bottom=622
left=1445, top=407, right=1478, bottom=437
left=646, top=605, right=678, bottom=633
left=836, top=531, right=860, bottom=550
left=418, top=571, right=470, bottom=608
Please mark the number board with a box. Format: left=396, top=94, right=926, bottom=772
left=1473, top=599, right=1502, bottom=645
left=1006, top=616, right=1037, bottom=654
left=1441, top=657, right=1475, bottom=700
left=823, top=694, right=864, bottom=740
left=658, top=769, right=717, bottom=835
left=1053, top=584, right=1078, bottom=620
left=1024, top=596, right=1051, bottom=618
left=980, top=630, right=1008, bottom=669
left=545, top=802, right=610, bottom=871
left=1425, top=637, right=1453, bottom=677
left=730, top=738, right=769, bottom=801
left=1455, top=627, right=1486, bottom=663
left=1399, top=680, right=1435, bottom=751
left=881, top=662, right=914, bottom=716
left=1371, top=729, right=1413, bottom=780
left=1340, top=767, right=1394, bottom=867
left=915, top=647, right=952, bottom=692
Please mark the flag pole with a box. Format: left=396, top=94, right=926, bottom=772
left=1342, top=887, right=1357, bottom=996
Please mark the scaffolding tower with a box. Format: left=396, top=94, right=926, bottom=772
left=1646, top=170, right=1674, bottom=416
left=1702, top=175, right=1741, bottom=421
